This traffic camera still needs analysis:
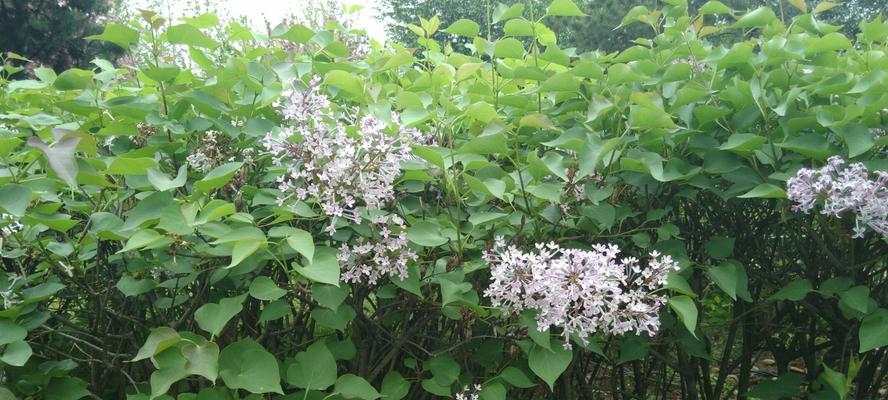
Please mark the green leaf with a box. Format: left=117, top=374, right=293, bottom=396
left=521, top=311, right=551, bottom=350
left=0, top=184, right=31, bottom=217
left=249, top=276, right=286, bottom=301
left=747, top=373, right=803, bottom=399
left=380, top=371, right=410, bottom=400
left=704, top=236, right=734, bottom=259
left=286, top=229, right=315, bottom=261
left=86, top=23, right=139, bottom=48
left=706, top=261, right=752, bottom=302
left=44, top=377, right=91, bottom=400
left=859, top=308, right=888, bottom=353
left=324, top=70, right=364, bottom=96
left=273, top=23, right=315, bottom=43
left=788, top=0, right=807, bottom=13
left=105, top=157, right=157, bottom=175
left=1, top=340, right=32, bottom=366
left=778, top=134, right=835, bottom=160
left=195, top=162, right=242, bottom=191
left=500, top=366, right=536, bottom=388
left=27, top=136, right=80, bottom=188
left=166, top=24, right=219, bottom=48
left=540, top=72, right=579, bottom=92
left=770, top=279, right=813, bottom=301
left=259, top=300, right=291, bottom=323
left=443, top=19, right=480, bottom=37
left=0, top=319, right=26, bottom=346
left=457, top=133, right=509, bottom=155
left=466, top=102, right=498, bottom=123
left=838, top=123, right=875, bottom=158
left=493, top=3, right=525, bottom=23
left=312, top=304, right=356, bottom=331
left=335, top=374, right=380, bottom=400
left=133, top=327, right=181, bottom=361
left=286, top=342, right=337, bottom=390
left=699, top=1, right=732, bottom=14
left=528, top=340, right=573, bottom=390
left=719, top=133, right=766, bottom=154
left=628, top=107, right=676, bottom=130
left=181, top=341, right=220, bottom=382
left=53, top=69, right=93, bottom=90
left=494, top=38, right=525, bottom=59
left=312, top=283, right=349, bottom=309
left=194, top=295, right=246, bottom=338
left=733, top=7, right=778, bottom=28
left=738, top=183, right=787, bottom=199
left=668, top=296, right=698, bottom=336
left=147, top=165, right=188, bottom=191
left=426, top=355, right=460, bottom=386
left=116, top=276, right=156, bottom=297
left=20, top=282, right=65, bottom=303
left=468, top=211, right=508, bottom=227
left=117, top=229, right=166, bottom=253
left=219, top=339, right=283, bottom=394
left=839, top=286, right=872, bottom=315
left=479, top=382, right=506, bottom=400
left=407, top=221, right=448, bottom=247
left=293, top=249, right=341, bottom=286
left=545, top=0, right=587, bottom=17
left=227, top=238, right=264, bottom=269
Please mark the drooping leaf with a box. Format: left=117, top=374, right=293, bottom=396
left=528, top=340, right=573, bottom=390
left=27, top=136, right=80, bottom=188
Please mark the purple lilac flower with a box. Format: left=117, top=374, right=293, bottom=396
left=338, top=214, right=417, bottom=285
left=483, top=238, right=678, bottom=347
left=261, top=76, right=427, bottom=234
left=787, top=156, right=888, bottom=238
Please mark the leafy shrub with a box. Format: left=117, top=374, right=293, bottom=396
left=0, top=0, right=886, bottom=399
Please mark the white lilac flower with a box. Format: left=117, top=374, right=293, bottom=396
left=0, top=214, right=22, bottom=236
left=455, top=384, right=482, bottom=400
left=338, top=214, right=417, bottom=285
left=787, top=156, right=888, bottom=238
left=261, top=76, right=427, bottom=234
left=484, top=239, right=678, bottom=346
left=0, top=275, right=22, bottom=309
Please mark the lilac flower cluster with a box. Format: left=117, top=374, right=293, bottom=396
left=262, top=76, right=426, bottom=234
left=338, top=215, right=417, bottom=285
left=455, top=384, right=482, bottom=400
left=483, top=238, right=679, bottom=346
left=787, top=156, right=888, bottom=238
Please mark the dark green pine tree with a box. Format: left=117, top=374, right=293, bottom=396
left=0, top=0, right=121, bottom=72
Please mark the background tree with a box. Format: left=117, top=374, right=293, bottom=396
left=0, top=0, right=121, bottom=72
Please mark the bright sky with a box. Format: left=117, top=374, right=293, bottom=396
left=127, top=0, right=388, bottom=42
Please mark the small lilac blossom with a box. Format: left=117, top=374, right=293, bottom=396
left=484, top=238, right=678, bottom=346
left=338, top=214, right=417, bottom=285
left=787, top=156, right=888, bottom=238
left=0, top=214, right=22, bottom=237
left=261, top=76, right=427, bottom=233
left=0, top=275, right=22, bottom=309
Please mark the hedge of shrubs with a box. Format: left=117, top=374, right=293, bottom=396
left=0, top=0, right=886, bottom=398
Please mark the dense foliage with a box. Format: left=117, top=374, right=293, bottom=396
left=0, top=0, right=886, bottom=399
left=380, top=0, right=888, bottom=52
